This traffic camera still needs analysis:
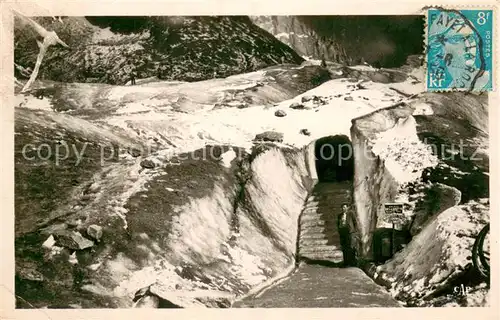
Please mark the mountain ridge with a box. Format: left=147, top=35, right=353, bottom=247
left=14, top=16, right=305, bottom=85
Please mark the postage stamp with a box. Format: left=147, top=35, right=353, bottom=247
left=426, top=8, right=494, bottom=91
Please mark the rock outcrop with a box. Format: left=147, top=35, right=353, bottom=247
left=409, top=183, right=462, bottom=236
left=86, top=224, right=103, bottom=242
left=274, top=109, right=287, bottom=117
left=250, top=16, right=423, bottom=68
left=254, top=131, right=284, bottom=142
left=53, top=230, right=94, bottom=250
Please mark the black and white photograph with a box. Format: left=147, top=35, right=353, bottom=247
left=2, top=2, right=495, bottom=312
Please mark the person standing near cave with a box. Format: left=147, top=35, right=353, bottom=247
left=338, top=203, right=356, bottom=266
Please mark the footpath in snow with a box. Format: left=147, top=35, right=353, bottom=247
left=233, top=264, right=401, bottom=308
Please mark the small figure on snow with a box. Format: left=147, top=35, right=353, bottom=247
left=130, top=68, right=137, bottom=85
left=320, top=55, right=327, bottom=68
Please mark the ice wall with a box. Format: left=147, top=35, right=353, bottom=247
left=350, top=103, right=417, bottom=259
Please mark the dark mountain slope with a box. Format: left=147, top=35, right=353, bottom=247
left=14, top=16, right=304, bottom=85
left=251, top=16, right=423, bottom=68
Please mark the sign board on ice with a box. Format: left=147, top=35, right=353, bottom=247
left=383, top=203, right=406, bottom=225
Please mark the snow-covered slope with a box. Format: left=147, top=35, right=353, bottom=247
left=15, top=62, right=419, bottom=307
left=14, top=59, right=489, bottom=308
left=375, top=201, right=489, bottom=307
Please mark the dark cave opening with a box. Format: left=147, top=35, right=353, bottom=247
left=314, top=135, right=354, bottom=182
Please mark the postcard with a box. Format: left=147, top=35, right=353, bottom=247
left=0, top=0, right=497, bottom=319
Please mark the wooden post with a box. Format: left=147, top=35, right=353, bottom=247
left=391, top=222, right=395, bottom=257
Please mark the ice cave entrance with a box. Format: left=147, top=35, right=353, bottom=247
left=314, top=135, right=354, bottom=182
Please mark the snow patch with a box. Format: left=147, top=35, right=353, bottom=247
left=371, top=117, right=438, bottom=184
left=15, top=95, right=53, bottom=111
left=167, top=184, right=233, bottom=265
left=42, top=235, right=56, bottom=249
left=349, top=65, right=378, bottom=72
left=220, top=149, right=237, bottom=168
left=222, top=242, right=268, bottom=286
left=412, top=102, right=434, bottom=116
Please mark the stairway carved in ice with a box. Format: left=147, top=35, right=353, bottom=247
left=297, top=181, right=353, bottom=264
